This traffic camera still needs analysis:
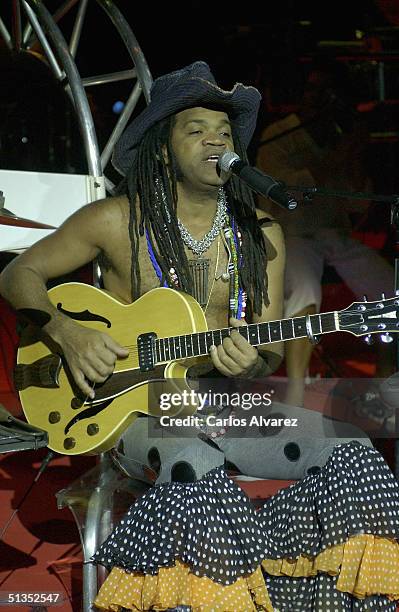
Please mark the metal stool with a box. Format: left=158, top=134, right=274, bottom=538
left=56, top=452, right=149, bottom=612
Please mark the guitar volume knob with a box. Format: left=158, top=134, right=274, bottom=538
left=63, top=437, right=76, bottom=450
left=48, top=411, right=60, bottom=423
left=87, top=423, right=99, bottom=436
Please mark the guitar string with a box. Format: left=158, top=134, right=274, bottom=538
left=91, top=277, right=337, bottom=359
left=118, top=312, right=339, bottom=351
left=112, top=321, right=327, bottom=351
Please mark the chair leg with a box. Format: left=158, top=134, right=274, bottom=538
left=82, top=561, right=99, bottom=612
left=80, top=485, right=113, bottom=611
left=62, top=478, right=113, bottom=611
left=56, top=453, right=149, bottom=611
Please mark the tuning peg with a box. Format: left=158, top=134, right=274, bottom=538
left=364, top=334, right=374, bottom=345
left=380, top=333, right=393, bottom=343
left=363, top=294, right=368, bottom=301
left=381, top=292, right=386, bottom=300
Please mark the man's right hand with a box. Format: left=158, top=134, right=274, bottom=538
left=52, top=322, right=129, bottom=399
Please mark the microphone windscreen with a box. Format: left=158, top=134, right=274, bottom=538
left=218, top=151, right=240, bottom=173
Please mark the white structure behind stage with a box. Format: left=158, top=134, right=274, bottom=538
left=0, top=169, right=105, bottom=252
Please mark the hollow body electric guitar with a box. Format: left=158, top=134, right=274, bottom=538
left=15, top=282, right=399, bottom=455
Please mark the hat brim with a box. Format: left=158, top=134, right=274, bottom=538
left=112, top=77, right=261, bottom=176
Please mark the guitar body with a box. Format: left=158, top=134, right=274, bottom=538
left=16, top=282, right=398, bottom=455
left=16, top=283, right=208, bottom=455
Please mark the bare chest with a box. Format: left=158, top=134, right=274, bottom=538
left=100, top=230, right=232, bottom=330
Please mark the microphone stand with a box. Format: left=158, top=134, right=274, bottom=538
left=284, top=183, right=399, bottom=479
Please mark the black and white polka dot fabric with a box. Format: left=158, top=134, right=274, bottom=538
left=92, top=466, right=267, bottom=585
left=259, top=442, right=399, bottom=610
left=264, top=572, right=397, bottom=611
left=258, top=441, right=399, bottom=559
left=92, top=441, right=399, bottom=610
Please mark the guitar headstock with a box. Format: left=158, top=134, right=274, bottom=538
left=338, top=295, right=399, bottom=341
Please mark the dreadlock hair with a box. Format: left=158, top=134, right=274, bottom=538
left=120, top=113, right=269, bottom=320
left=225, top=132, right=269, bottom=319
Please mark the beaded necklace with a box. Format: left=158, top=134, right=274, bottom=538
left=146, top=212, right=246, bottom=320
left=145, top=199, right=247, bottom=438
left=224, top=215, right=247, bottom=320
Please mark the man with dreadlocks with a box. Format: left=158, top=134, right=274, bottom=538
left=1, top=61, right=399, bottom=611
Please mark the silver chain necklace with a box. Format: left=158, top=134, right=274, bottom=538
left=177, top=188, right=228, bottom=257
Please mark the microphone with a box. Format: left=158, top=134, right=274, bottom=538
left=218, top=151, right=298, bottom=211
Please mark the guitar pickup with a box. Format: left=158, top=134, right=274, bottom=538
left=137, top=332, right=157, bottom=372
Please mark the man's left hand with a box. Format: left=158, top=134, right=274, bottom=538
left=209, top=317, right=261, bottom=378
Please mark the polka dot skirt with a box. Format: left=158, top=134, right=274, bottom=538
left=92, top=441, right=399, bottom=611
left=264, top=572, right=397, bottom=611
left=258, top=441, right=399, bottom=559
left=260, top=441, right=399, bottom=610
left=92, top=465, right=266, bottom=585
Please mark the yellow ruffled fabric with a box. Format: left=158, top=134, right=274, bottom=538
left=94, top=560, right=274, bottom=611
left=262, top=534, right=399, bottom=600
left=94, top=536, right=399, bottom=610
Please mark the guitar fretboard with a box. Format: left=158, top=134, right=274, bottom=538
left=154, top=312, right=337, bottom=363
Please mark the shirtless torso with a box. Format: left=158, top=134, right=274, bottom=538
left=97, top=196, right=232, bottom=331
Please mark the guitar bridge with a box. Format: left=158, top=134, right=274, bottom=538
left=138, top=332, right=157, bottom=372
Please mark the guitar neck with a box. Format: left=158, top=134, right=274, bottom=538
left=155, top=311, right=338, bottom=363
